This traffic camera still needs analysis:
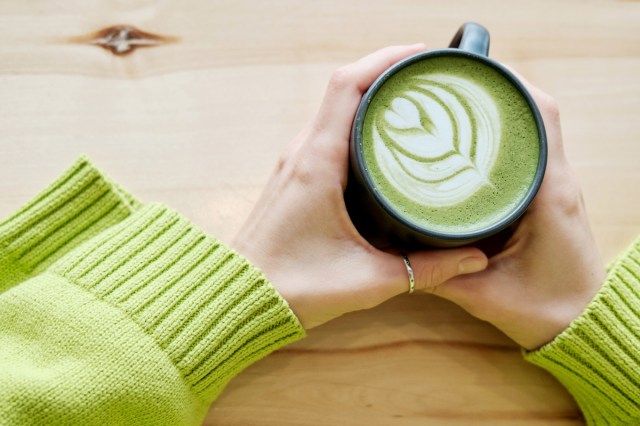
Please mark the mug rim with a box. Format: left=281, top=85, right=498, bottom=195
left=351, top=48, right=548, bottom=242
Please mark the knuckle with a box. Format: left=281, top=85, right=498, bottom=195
left=274, top=135, right=313, bottom=184
left=286, top=156, right=314, bottom=186
left=275, top=146, right=296, bottom=176
left=328, top=66, right=353, bottom=92
left=275, top=152, right=289, bottom=174
left=536, top=91, right=561, bottom=122
left=547, top=170, right=584, bottom=216
left=293, top=164, right=313, bottom=186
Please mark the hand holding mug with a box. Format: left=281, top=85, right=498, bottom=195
left=431, top=77, right=606, bottom=350
left=232, top=44, right=488, bottom=329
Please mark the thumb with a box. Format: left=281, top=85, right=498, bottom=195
left=407, top=247, right=488, bottom=293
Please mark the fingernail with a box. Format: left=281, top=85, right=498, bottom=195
left=458, top=256, right=486, bottom=274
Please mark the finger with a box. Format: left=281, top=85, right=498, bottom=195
left=501, top=63, right=564, bottom=158
left=313, top=43, right=426, bottom=140
left=429, top=268, right=495, bottom=315
left=379, top=246, right=488, bottom=297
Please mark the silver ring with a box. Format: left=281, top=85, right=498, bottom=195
left=401, top=254, right=415, bottom=294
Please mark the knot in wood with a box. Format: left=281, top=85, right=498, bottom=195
left=87, top=25, right=167, bottom=55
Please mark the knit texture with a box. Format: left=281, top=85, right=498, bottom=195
left=4, top=158, right=640, bottom=424
left=0, top=156, right=140, bottom=294
left=49, top=203, right=306, bottom=399
left=0, top=161, right=306, bottom=425
left=525, top=237, right=640, bottom=425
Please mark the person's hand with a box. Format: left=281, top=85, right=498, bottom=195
left=232, top=44, right=488, bottom=329
left=431, top=72, right=606, bottom=350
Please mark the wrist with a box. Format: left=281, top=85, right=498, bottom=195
left=519, top=273, right=605, bottom=350
left=523, top=237, right=640, bottom=425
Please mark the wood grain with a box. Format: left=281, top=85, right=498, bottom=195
left=0, top=0, right=638, bottom=424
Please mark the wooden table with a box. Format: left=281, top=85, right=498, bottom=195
left=1, top=1, right=638, bottom=424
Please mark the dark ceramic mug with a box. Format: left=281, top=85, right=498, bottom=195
left=345, top=22, right=547, bottom=248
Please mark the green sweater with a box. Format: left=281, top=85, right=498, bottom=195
left=0, top=158, right=638, bottom=425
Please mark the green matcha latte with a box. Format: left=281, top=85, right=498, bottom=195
left=361, top=56, right=540, bottom=235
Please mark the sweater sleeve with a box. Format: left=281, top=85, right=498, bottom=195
left=0, top=156, right=141, bottom=294
left=0, top=176, right=305, bottom=424
left=524, top=238, right=640, bottom=425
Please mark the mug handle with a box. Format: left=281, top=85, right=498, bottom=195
left=449, top=22, right=490, bottom=56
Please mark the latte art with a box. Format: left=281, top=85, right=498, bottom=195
left=372, top=74, right=501, bottom=207
left=359, top=56, right=541, bottom=235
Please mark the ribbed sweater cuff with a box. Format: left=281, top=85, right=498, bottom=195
left=0, top=156, right=141, bottom=279
left=50, top=203, right=306, bottom=401
left=524, top=238, right=640, bottom=424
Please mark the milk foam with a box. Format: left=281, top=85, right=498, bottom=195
left=372, top=74, right=501, bottom=207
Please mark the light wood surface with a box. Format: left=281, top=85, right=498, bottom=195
left=1, top=1, right=639, bottom=424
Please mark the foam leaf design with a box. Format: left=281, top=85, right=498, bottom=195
left=385, top=98, right=422, bottom=130
left=372, top=74, right=501, bottom=207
